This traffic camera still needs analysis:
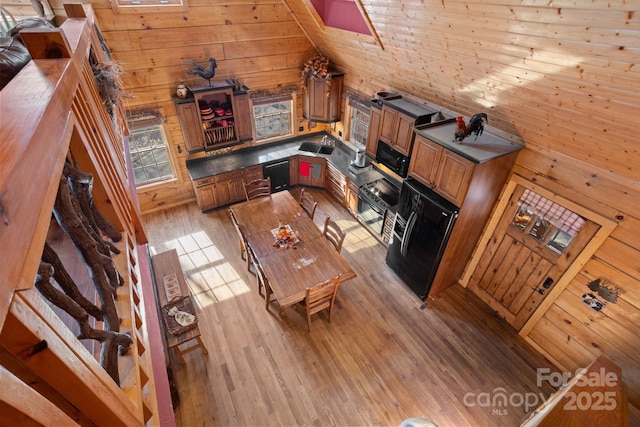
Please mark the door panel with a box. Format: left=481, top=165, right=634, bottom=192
left=469, top=184, right=600, bottom=330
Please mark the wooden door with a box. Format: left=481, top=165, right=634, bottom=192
left=468, top=185, right=600, bottom=330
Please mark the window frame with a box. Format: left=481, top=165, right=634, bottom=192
left=252, top=95, right=295, bottom=145
left=109, top=0, right=188, bottom=14
left=348, top=103, right=370, bottom=147
left=127, top=123, right=177, bottom=188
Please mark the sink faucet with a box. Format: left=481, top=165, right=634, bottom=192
left=321, top=135, right=328, bottom=145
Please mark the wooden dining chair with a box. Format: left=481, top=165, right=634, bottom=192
left=300, top=275, right=342, bottom=331
left=323, top=215, right=346, bottom=253
left=229, top=210, right=253, bottom=272
left=253, top=256, right=276, bottom=310
left=299, top=188, right=318, bottom=220
left=243, top=177, right=271, bottom=201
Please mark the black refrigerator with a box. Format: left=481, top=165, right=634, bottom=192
left=385, top=177, right=459, bottom=300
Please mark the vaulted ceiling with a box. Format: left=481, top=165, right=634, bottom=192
left=284, top=0, right=638, bottom=182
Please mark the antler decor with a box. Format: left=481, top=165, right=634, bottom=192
left=587, top=278, right=620, bottom=303
left=37, top=158, right=131, bottom=385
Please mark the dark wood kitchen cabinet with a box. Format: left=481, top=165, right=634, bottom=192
left=192, top=165, right=263, bottom=211
left=242, top=164, right=263, bottom=183
left=409, top=134, right=474, bottom=207
left=289, top=156, right=299, bottom=186
left=233, top=91, right=253, bottom=142
left=175, top=100, right=206, bottom=152
left=214, top=170, right=245, bottom=207
left=298, top=156, right=326, bottom=187
left=379, top=105, right=415, bottom=155
left=376, top=98, right=436, bottom=157
left=174, top=81, right=252, bottom=154
left=365, top=106, right=382, bottom=157
left=410, top=121, right=523, bottom=303
left=346, top=179, right=359, bottom=215
left=303, top=72, right=344, bottom=123
left=326, top=161, right=347, bottom=205
left=193, top=176, right=217, bottom=211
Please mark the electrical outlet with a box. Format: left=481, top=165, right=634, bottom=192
left=298, top=126, right=304, bottom=132
left=338, top=131, right=343, bottom=137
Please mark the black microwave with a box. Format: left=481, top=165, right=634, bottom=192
left=376, top=140, right=410, bottom=178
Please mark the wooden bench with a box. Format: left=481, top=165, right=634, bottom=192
left=151, top=249, right=208, bottom=364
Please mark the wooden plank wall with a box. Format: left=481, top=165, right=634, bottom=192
left=47, top=0, right=639, bottom=419
left=282, top=0, right=640, bottom=419
left=47, top=0, right=319, bottom=213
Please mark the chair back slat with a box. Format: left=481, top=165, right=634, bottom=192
left=299, top=188, right=318, bottom=220
left=323, top=215, right=346, bottom=253
left=244, top=177, right=271, bottom=200
left=303, top=275, right=341, bottom=331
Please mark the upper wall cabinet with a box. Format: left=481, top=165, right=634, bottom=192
left=365, top=105, right=382, bottom=157
left=410, top=121, right=523, bottom=207
left=303, top=72, right=344, bottom=123
left=173, top=81, right=252, bottom=153
left=376, top=98, right=436, bottom=156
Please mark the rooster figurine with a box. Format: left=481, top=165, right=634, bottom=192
left=454, top=113, right=488, bottom=142
left=186, top=57, right=217, bottom=86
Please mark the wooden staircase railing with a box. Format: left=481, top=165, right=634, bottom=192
left=0, top=3, right=158, bottom=425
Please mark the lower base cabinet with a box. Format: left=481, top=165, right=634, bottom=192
left=346, top=179, right=359, bottom=215
left=215, top=170, right=245, bottom=206
left=326, top=162, right=346, bottom=205
left=192, top=165, right=263, bottom=211
left=194, top=177, right=217, bottom=211
left=298, top=157, right=326, bottom=187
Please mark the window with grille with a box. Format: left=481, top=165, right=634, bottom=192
left=253, top=98, right=294, bottom=143
left=350, top=107, right=370, bottom=146
left=110, top=0, right=187, bottom=13
left=128, top=125, right=175, bottom=186
left=510, top=189, right=585, bottom=253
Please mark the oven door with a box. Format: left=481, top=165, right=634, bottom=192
left=357, top=192, right=385, bottom=236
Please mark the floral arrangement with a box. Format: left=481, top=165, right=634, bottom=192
left=272, top=225, right=299, bottom=249
left=301, top=54, right=332, bottom=95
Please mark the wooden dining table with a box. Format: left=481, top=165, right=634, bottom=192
left=229, top=191, right=356, bottom=316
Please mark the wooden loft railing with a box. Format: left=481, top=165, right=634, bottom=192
left=0, top=3, right=158, bottom=425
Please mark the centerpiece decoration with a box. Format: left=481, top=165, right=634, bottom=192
left=301, top=53, right=332, bottom=96
left=272, top=224, right=299, bottom=249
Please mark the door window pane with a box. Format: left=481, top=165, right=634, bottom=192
left=546, top=229, right=574, bottom=253
left=511, top=205, right=533, bottom=231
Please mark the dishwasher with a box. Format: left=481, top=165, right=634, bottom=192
left=262, top=159, right=290, bottom=193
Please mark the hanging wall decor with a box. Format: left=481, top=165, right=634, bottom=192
left=587, top=278, right=620, bottom=303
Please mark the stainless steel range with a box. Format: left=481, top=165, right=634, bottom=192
left=357, top=178, right=400, bottom=236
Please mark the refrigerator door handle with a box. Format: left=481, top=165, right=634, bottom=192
left=400, top=211, right=417, bottom=257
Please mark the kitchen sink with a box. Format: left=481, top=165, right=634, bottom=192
left=297, top=142, right=334, bottom=155
left=318, top=145, right=335, bottom=154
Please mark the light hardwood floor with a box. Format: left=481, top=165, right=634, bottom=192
left=143, top=187, right=558, bottom=427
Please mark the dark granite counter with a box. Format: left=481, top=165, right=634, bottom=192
left=383, top=98, right=437, bottom=120
left=414, top=122, right=524, bottom=164
left=186, top=132, right=384, bottom=187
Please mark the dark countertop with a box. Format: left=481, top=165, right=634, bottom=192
left=383, top=98, right=437, bottom=120
left=186, top=132, right=384, bottom=187
left=414, top=122, right=524, bottom=164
